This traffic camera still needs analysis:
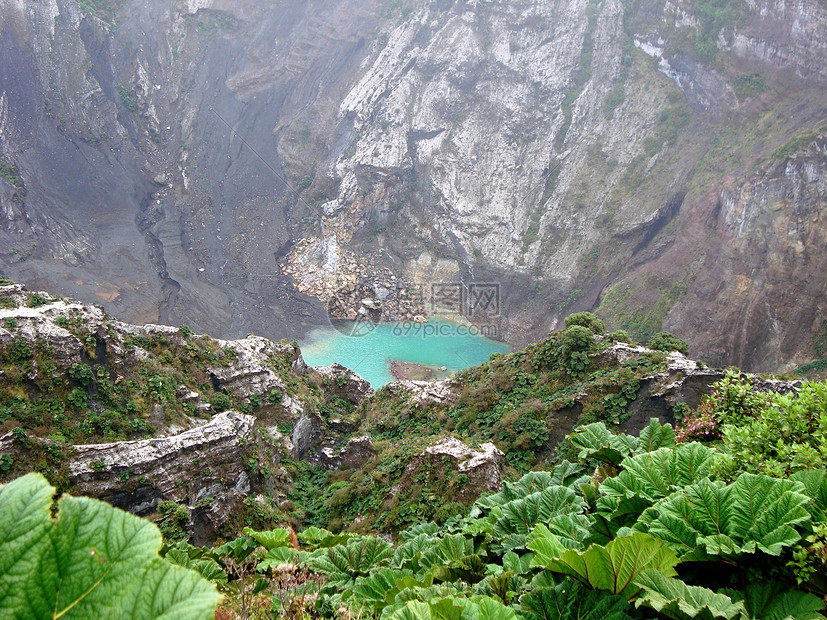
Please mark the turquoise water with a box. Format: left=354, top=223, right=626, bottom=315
left=300, top=318, right=510, bottom=388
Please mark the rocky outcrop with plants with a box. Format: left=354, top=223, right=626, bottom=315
left=0, top=283, right=809, bottom=543
left=0, top=280, right=368, bottom=539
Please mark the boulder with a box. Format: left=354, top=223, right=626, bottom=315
left=316, top=435, right=376, bottom=469
left=396, top=436, right=505, bottom=505
left=385, top=379, right=458, bottom=406
left=311, top=362, right=374, bottom=404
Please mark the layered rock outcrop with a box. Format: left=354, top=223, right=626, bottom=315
left=394, top=437, right=505, bottom=507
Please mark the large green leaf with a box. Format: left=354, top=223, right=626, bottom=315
left=790, top=469, right=827, bottom=523
left=256, top=546, right=298, bottom=572
left=311, top=536, right=393, bottom=584
left=724, top=582, right=827, bottom=620
left=637, top=418, right=676, bottom=453
left=214, top=535, right=259, bottom=562
left=242, top=526, right=291, bottom=550
left=0, top=473, right=220, bottom=619
left=461, top=596, right=519, bottom=619
left=419, top=534, right=476, bottom=571
left=599, top=444, right=715, bottom=522
left=386, top=600, right=436, bottom=620
left=493, top=486, right=587, bottom=538
left=569, top=423, right=637, bottom=466
left=391, top=533, right=438, bottom=571
left=643, top=473, right=811, bottom=558
left=475, top=464, right=587, bottom=512
left=164, top=548, right=227, bottom=584
left=545, top=513, right=594, bottom=549
left=632, top=569, right=743, bottom=620
left=401, top=522, right=440, bottom=541
left=384, top=583, right=466, bottom=618
left=352, top=568, right=422, bottom=614
left=383, top=596, right=489, bottom=620
left=417, top=534, right=486, bottom=584
left=298, top=526, right=358, bottom=549
left=541, top=532, right=679, bottom=599
left=527, top=524, right=567, bottom=568
left=502, top=551, right=533, bottom=575
left=519, top=579, right=635, bottom=620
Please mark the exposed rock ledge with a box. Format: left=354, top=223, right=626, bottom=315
left=0, top=412, right=265, bottom=544
left=383, top=379, right=459, bottom=406
left=595, top=343, right=800, bottom=433
left=392, top=437, right=505, bottom=506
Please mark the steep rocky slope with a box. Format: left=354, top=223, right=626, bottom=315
left=0, top=0, right=825, bottom=373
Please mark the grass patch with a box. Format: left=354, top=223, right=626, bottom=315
left=772, top=121, right=827, bottom=160
left=0, top=162, right=22, bottom=188
left=598, top=277, right=689, bottom=342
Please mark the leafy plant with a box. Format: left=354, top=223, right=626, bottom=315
left=520, top=579, right=635, bottom=620
left=639, top=473, right=812, bottom=559
left=118, top=84, right=138, bottom=111
left=537, top=532, right=680, bottom=599
left=565, top=312, right=606, bottom=334
left=647, top=332, right=689, bottom=355
left=632, top=569, right=744, bottom=619
left=0, top=473, right=220, bottom=618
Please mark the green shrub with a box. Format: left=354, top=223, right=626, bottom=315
left=0, top=161, right=22, bottom=187
left=564, top=312, right=605, bottom=334
left=561, top=325, right=595, bottom=354
left=68, top=363, right=95, bottom=386
left=0, top=453, right=13, bottom=474
left=3, top=337, right=32, bottom=365
left=647, top=331, right=689, bottom=355
left=66, top=388, right=89, bottom=409
left=210, top=392, right=232, bottom=413
left=434, top=501, right=466, bottom=524
left=607, top=329, right=632, bottom=343
left=561, top=325, right=595, bottom=377
left=157, top=499, right=191, bottom=542
left=26, top=293, right=49, bottom=308
left=732, top=72, right=768, bottom=99
left=714, top=379, right=827, bottom=478
left=117, top=84, right=138, bottom=111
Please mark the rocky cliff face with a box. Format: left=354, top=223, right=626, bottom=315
left=0, top=0, right=825, bottom=371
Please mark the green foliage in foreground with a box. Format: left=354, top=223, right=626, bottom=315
left=0, top=473, right=220, bottom=619
left=159, top=418, right=827, bottom=618
left=4, top=372, right=827, bottom=618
